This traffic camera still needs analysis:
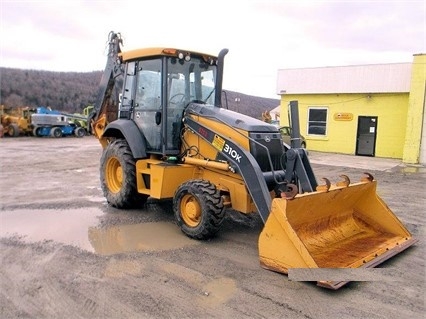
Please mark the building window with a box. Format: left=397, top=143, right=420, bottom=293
left=307, top=107, right=327, bottom=135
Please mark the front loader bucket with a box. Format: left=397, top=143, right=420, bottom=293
left=259, top=178, right=417, bottom=289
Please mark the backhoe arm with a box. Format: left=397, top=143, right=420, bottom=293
left=91, top=31, right=124, bottom=141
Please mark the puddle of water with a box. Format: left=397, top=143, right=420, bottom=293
left=200, top=277, right=237, bottom=307
left=0, top=208, right=198, bottom=255
left=158, top=262, right=237, bottom=307
left=89, top=222, right=199, bottom=255
left=0, top=208, right=102, bottom=252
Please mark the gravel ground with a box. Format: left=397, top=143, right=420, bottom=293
left=0, top=136, right=424, bottom=319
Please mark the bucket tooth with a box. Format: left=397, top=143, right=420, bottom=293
left=361, top=172, right=374, bottom=182
left=316, top=177, right=331, bottom=192
left=336, top=174, right=350, bottom=187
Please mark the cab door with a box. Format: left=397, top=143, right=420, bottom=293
left=133, top=59, right=163, bottom=152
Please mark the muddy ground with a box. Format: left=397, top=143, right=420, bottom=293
left=0, top=136, right=424, bottom=319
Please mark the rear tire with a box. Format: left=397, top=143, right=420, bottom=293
left=8, top=123, right=20, bottom=137
left=173, top=179, right=225, bottom=240
left=100, top=139, right=148, bottom=208
left=74, top=127, right=85, bottom=137
left=50, top=127, right=62, bottom=138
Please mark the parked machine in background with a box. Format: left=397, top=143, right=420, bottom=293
left=0, top=105, right=35, bottom=137
left=0, top=105, right=90, bottom=138
left=71, top=105, right=94, bottom=135
left=90, top=31, right=417, bottom=289
left=32, top=106, right=86, bottom=138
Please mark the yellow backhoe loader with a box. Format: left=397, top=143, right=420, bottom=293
left=91, top=32, right=417, bottom=289
left=0, top=105, right=35, bottom=137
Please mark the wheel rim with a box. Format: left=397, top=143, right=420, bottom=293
left=180, top=194, right=201, bottom=227
left=105, top=157, right=123, bottom=193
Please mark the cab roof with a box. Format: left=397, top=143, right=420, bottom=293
left=119, top=47, right=218, bottom=63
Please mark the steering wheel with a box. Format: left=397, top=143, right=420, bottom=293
left=169, top=93, right=186, bottom=105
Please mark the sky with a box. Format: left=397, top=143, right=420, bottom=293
left=0, top=0, right=425, bottom=99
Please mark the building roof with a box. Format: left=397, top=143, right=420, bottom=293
left=276, top=62, right=412, bottom=95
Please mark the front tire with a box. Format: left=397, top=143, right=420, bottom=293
left=173, top=179, right=225, bottom=240
left=100, top=139, right=148, bottom=208
left=33, top=126, right=41, bottom=137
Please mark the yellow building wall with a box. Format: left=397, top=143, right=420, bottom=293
left=403, top=54, right=426, bottom=164
left=280, top=93, right=409, bottom=158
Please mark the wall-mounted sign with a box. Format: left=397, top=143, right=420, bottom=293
left=334, top=112, right=353, bottom=121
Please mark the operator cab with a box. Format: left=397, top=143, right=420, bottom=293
left=119, top=50, right=218, bottom=156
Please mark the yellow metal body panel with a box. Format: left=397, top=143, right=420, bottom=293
left=259, top=180, right=415, bottom=273
left=198, top=168, right=257, bottom=213
left=135, top=155, right=257, bottom=213
left=179, top=112, right=256, bottom=212
left=135, top=157, right=256, bottom=213
left=136, top=159, right=197, bottom=198
left=191, top=113, right=251, bottom=151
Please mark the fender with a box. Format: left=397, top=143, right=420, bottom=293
left=102, top=119, right=147, bottom=159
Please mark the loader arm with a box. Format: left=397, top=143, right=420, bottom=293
left=284, top=148, right=317, bottom=193
left=284, top=101, right=317, bottom=192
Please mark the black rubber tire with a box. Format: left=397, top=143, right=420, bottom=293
left=100, top=139, right=148, bottom=208
left=8, top=123, right=20, bottom=137
left=74, top=127, right=85, bottom=137
left=51, top=127, right=62, bottom=138
left=173, top=179, right=225, bottom=240
left=33, top=126, right=41, bottom=137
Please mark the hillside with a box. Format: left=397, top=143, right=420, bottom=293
left=0, top=67, right=279, bottom=119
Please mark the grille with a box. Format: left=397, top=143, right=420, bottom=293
left=249, top=132, right=284, bottom=172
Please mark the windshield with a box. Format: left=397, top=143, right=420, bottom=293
left=167, top=57, right=217, bottom=107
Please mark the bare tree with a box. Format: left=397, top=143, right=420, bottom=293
left=4, top=93, right=25, bottom=108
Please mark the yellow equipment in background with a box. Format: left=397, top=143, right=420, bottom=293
left=0, top=105, right=35, bottom=136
